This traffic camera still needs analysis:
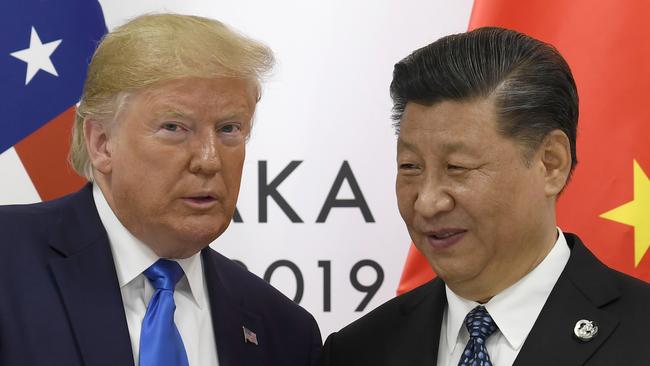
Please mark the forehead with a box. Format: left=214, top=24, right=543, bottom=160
left=133, top=77, right=258, bottom=119
left=397, top=98, right=501, bottom=153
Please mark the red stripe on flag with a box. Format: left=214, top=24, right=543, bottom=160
left=14, top=106, right=86, bottom=201
left=398, top=0, right=650, bottom=294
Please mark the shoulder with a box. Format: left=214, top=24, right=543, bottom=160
left=322, top=279, right=444, bottom=365
left=352, top=280, right=441, bottom=333
left=0, top=185, right=91, bottom=228
left=325, top=278, right=442, bottom=346
left=564, top=232, right=650, bottom=320
left=0, top=185, right=96, bottom=261
left=607, top=265, right=650, bottom=308
left=0, top=197, right=58, bottom=226
left=203, top=248, right=318, bottom=325
left=202, top=248, right=322, bottom=363
left=564, top=232, right=650, bottom=298
left=0, top=194, right=69, bottom=247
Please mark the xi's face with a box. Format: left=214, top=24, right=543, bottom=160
left=396, top=98, right=552, bottom=300
left=99, top=77, right=256, bottom=258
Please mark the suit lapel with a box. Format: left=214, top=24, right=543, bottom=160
left=514, top=234, right=621, bottom=366
left=202, top=249, right=266, bottom=366
left=393, top=279, right=446, bottom=365
left=48, top=185, right=134, bottom=366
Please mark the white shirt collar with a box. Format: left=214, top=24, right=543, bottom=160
left=92, top=184, right=206, bottom=308
left=444, top=228, right=570, bottom=353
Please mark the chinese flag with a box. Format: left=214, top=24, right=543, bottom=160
left=398, top=0, right=650, bottom=294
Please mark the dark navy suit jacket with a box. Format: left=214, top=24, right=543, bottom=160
left=322, top=234, right=650, bottom=365
left=0, top=184, right=321, bottom=366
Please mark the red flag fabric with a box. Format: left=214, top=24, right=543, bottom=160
left=14, top=107, right=86, bottom=200
left=398, top=0, right=650, bottom=295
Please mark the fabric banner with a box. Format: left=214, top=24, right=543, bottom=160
left=398, top=0, right=650, bottom=294
left=1, top=0, right=104, bottom=200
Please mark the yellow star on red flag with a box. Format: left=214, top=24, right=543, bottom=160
left=600, top=160, right=650, bottom=267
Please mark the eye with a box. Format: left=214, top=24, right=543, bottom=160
left=219, top=123, right=242, bottom=134
left=398, top=162, right=422, bottom=176
left=399, top=163, right=418, bottom=170
left=447, top=164, right=465, bottom=171
left=447, top=163, right=474, bottom=175
left=161, top=122, right=182, bottom=132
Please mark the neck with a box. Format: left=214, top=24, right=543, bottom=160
left=450, top=226, right=559, bottom=303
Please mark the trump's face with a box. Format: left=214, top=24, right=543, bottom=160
left=396, top=98, right=558, bottom=301
left=89, top=77, right=257, bottom=258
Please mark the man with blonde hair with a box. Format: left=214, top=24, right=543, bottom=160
left=0, top=14, right=321, bottom=366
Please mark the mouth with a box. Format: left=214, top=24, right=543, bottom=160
left=424, top=228, right=467, bottom=250
left=181, top=194, right=219, bottom=209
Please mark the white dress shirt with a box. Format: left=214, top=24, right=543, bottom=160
left=93, top=185, right=219, bottom=366
left=436, top=229, right=571, bottom=366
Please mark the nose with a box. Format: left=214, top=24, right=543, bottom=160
left=413, top=177, right=454, bottom=219
left=188, top=130, right=221, bottom=176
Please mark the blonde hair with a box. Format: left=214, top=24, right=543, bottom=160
left=70, top=13, right=275, bottom=179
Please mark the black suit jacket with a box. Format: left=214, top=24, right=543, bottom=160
left=322, top=233, right=650, bottom=365
left=0, top=184, right=321, bottom=366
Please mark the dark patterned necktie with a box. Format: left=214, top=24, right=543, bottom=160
left=458, top=305, right=498, bottom=366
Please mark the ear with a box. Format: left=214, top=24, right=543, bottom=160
left=540, top=129, right=572, bottom=196
left=83, top=119, right=114, bottom=176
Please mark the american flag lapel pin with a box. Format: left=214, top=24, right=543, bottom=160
left=242, top=326, right=258, bottom=346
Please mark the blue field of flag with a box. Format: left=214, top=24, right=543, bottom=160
left=0, top=0, right=107, bottom=154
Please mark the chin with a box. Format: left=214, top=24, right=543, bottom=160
left=177, top=214, right=228, bottom=236
left=180, top=229, right=221, bottom=247
left=426, top=257, right=471, bottom=285
left=156, top=237, right=212, bottom=259
left=150, top=230, right=218, bottom=260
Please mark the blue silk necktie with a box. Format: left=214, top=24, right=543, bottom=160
left=139, top=259, right=190, bottom=366
left=458, top=305, right=498, bottom=366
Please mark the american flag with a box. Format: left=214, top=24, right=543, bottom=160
left=242, top=326, right=258, bottom=345
left=1, top=0, right=106, bottom=201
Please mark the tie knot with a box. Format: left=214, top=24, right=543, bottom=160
left=465, top=305, right=497, bottom=340
left=144, top=259, right=184, bottom=291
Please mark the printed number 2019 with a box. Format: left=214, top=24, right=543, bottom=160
left=234, top=259, right=384, bottom=312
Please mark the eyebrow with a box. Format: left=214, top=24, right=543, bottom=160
left=397, top=137, right=481, bottom=157
left=153, top=107, right=192, bottom=120
left=152, top=105, right=252, bottom=125
left=396, top=137, right=417, bottom=152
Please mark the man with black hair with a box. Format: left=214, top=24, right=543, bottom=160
left=322, top=27, right=650, bottom=366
